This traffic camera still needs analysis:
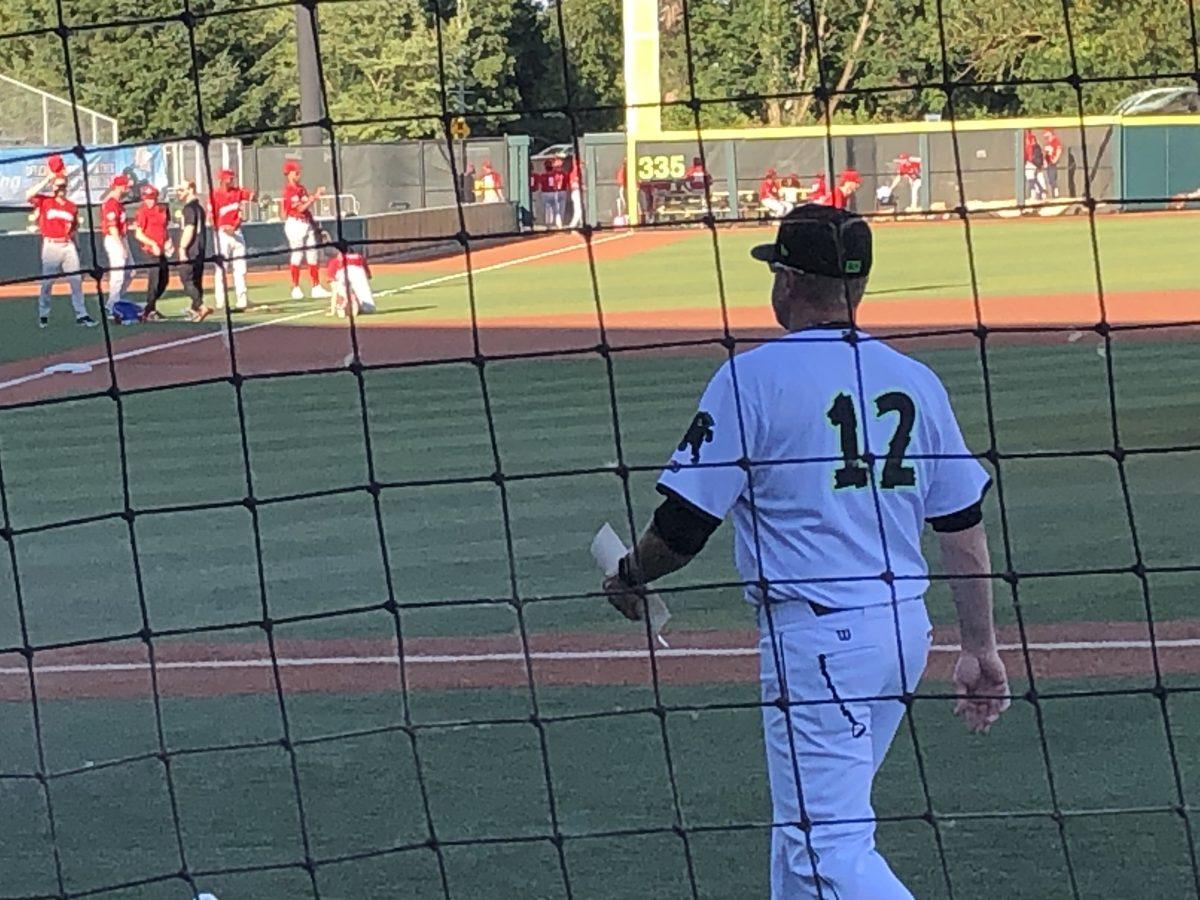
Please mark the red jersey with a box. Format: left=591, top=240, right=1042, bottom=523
left=101, top=196, right=127, bottom=237
left=758, top=177, right=780, bottom=201
left=827, top=186, right=848, bottom=210
left=684, top=164, right=709, bottom=190
left=546, top=170, right=567, bottom=192
left=135, top=203, right=169, bottom=249
left=1043, top=135, right=1063, bottom=165
left=896, top=156, right=921, bottom=178
left=328, top=252, right=367, bottom=279
left=31, top=194, right=78, bottom=240
left=210, top=185, right=252, bottom=230
left=282, top=182, right=314, bottom=219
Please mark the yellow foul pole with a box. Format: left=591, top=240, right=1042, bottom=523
left=622, top=0, right=661, bottom=225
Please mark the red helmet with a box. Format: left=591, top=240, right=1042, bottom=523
left=47, top=154, right=65, bottom=174
left=282, top=160, right=301, bottom=175
left=141, top=184, right=159, bottom=199
left=217, top=168, right=235, bottom=182
left=110, top=174, right=130, bottom=189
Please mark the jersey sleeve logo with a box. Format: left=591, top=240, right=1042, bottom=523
left=678, top=411, right=715, bottom=463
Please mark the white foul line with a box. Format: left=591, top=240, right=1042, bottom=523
left=0, top=231, right=634, bottom=395
left=0, top=637, right=1196, bottom=678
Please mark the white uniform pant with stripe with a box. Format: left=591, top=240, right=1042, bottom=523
left=568, top=186, right=583, bottom=228
left=284, top=216, right=318, bottom=266
left=103, top=234, right=131, bottom=310
left=213, top=228, right=248, bottom=309
left=39, top=240, right=87, bottom=319
left=332, top=265, right=374, bottom=313
left=758, top=598, right=931, bottom=900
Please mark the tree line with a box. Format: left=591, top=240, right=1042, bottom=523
left=0, top=0, right=1192, bottom=147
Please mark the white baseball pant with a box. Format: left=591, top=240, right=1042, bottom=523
left=284, top=217, right=318, bottom=266
left=38, top=240, right=87, bottom=319
left=568, top=186, right=583, bottom=228
left=332, top=265, right=374, bottom=314
left=908, top=177, right=922, bottom=209
left=213, top=228, right=248, bottom=309
left=758, top=598, right=931, bottom=900
left=762, top=197, right=794, bottom=219
left=103, top=234, right=131, bottom=310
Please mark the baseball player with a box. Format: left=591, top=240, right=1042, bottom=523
left=101, top=174, right=132, bottom=312
left=281, top=160, right=329, bottom=301
left=26, top=164, right=97, bottom=328
left=758, top=168, right=792, bottom=218
left=546, top=158, right=567, bottom=228
left=209, top=168, right=253, bottom=311
left=479, top=160, right=505, bottom=203
left=601, top=205, right=1008, bottom=899
left=326, top=247, right=375, bottom=318
left=132, top=185, right=172, bottom=321
left=888, top=152, right=922, bottom=210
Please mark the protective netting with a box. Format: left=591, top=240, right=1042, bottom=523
left=2, top=0, right=1200, bottom=897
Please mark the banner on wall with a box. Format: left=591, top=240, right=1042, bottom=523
left=0, top=146, right=168, bottom=206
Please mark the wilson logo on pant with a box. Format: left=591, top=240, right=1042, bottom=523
left=836, top=628, right=852, bottom=642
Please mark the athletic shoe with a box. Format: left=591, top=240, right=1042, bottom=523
left=291, top=287, right=304, bottom=301
left=359, top=303, right=376, bottom=314
left=193, top=305, right=213, bottom=323
left=234, top=299, right=248, bottom=311
left=310, top=285, right=330, bottom=299
left=76, top=315, right=98, bottom=328
left=140, top=310, right=167, bottom=323
left=38, top=317, right=48, bottom=329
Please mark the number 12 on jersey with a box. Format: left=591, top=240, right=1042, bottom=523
left=827, top=391, right=917, bottom=490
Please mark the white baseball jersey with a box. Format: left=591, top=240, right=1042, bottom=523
left=657, top=328, right=991, bottom=609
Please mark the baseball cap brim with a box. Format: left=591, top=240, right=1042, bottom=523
left=749, top=243, right=776, bottom=264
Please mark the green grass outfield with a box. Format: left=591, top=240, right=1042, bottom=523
left=4, top=212, right=1200, bottom=365
left=4, top=678, right=1200, bottom=899
left=0, top=340, right=1196, bottom=647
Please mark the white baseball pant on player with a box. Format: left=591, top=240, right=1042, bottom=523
left=103, top=234, right=131, bottom=310
left=568, top=186, right=584, bottom=228
left=762, top=197, right=794, bottom=219
left=38, top=240, right=87, bottom=319
left=284, top=217, right=318, bottom=266
left=332, top=265, right=374, bottom=314
left=213, top=229, right=248, bottom=310
left=907, top=178, right=922, bottom=209
left=759, top=598, right=931, bottom=900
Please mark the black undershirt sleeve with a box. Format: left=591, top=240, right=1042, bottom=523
left=652, top=485, right=722, bottom=556
left=927, top=479, right=993, bottom=533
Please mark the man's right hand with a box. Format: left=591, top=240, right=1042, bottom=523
left=952, top=650, right=1010, bottom=734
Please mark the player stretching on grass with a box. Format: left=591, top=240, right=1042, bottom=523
left=210, top=168, right=253, bottom=311
left=281, top=160, right=329, bottom=301
left=27, top=164, right=97, bottom=328
left=601, top=205, right=1009, bottom=900
left=326, top=246, right=375, bottom=318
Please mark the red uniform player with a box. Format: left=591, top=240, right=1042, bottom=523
left=759, top=168, right=792, bottom=218
left=101, top=174, right=132, bottom=312
left=889, top=152, right=922, bottom=209
left=327, top=249, right=374, bottom=318
left=28, top=165, right=96, bottom=328
left=282, top=160, right=329, bottom=301
left=209, top=168, right=254, bottom=311
left=133, top=184, right=173, bottom=320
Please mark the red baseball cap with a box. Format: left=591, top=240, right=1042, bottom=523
left=766, top=167, right=777, bottom=177
left=110, top=174, right=130, bottom=189
left=217, top=168, right=235, bottom=181
left=282, top=160, right=301, bottom=174
left=141, top=184, right=159, bottom=199
left=47, top=154, right=65, bottom=174
left=840, top=167, right=861, bottom=184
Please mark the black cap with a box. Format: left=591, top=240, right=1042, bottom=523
left=750, top=204, right=872, bottom=278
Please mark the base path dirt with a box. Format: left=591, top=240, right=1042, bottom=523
left=2, top=619, right=1198, bottom=702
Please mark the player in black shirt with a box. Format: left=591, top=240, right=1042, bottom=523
left=176, top=182, right=211, bottom=322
